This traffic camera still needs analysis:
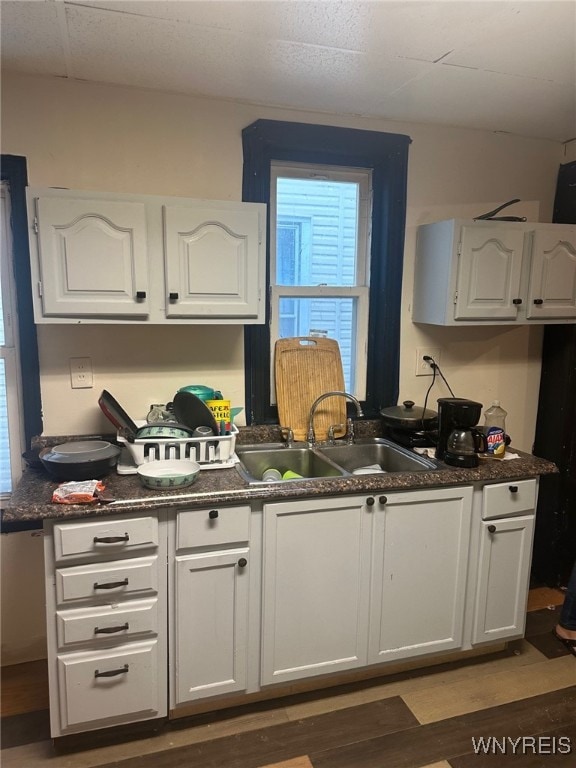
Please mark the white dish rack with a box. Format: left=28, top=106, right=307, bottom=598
left=116, top=423, right=238, bottom=474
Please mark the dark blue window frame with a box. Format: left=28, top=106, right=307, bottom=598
left=1, top=155, right=43, bottom=532
left=242, top=119, right=411, bottom=424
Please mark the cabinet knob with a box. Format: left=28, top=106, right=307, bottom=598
left=512, top=298, right=523, bottom=305
left=208, top=509, right=219, bottom=519
left=488, top=524, right=497, bottom=533
left=533, top=299, right=544, bottom=305
left=509, top=485, right=518, bottom=493
left=135, top=291, right=147, bottom=300
left=366, top=497, right=375, bottom=506
left=169, top=292, right=179, bottom=301
left=379, top=496, right=388, bottom=505
left=238, top=558, right=248, bottom=568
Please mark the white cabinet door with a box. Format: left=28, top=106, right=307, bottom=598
left=455, top=226, right=525, bottom=320
left=261, top=496, right=371, bottom=685
left=473, top=514, right=535, bottom=644
left=175, top=548, right=249, bottom=703
left=34, top=196, right=149, bottom=317
left=369, top=487, right=473, bottom=664
left=527, top=228, right=576, bottom=319
left=164, top=203, right=264, bottom=320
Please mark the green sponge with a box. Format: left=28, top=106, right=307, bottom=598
left=282, top=470, right=303, bottom=480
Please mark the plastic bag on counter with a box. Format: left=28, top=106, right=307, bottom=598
left=52, top=480, right=105, bottom=504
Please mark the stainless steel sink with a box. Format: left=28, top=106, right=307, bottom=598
left=235, top=444, right=345, bottom=484
left=317, top=438, right=437, bottom=474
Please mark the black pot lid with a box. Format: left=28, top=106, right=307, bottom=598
left=380, top=400, right=438, bottom=429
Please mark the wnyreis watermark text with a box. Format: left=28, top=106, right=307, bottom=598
left=472, top=736, right=572, bottom=755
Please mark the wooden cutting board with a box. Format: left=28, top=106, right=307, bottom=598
left=275, top=337, right=346, bottom=442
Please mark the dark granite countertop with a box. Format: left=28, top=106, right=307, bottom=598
left=4, top=424, right=558, bottom=522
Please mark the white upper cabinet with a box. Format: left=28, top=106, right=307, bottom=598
left=527, top=229, right=576, bottom=319
left=27, top=187, right=266, bottom=324
left=412, top=220, right=576, bottom=325
left=164, top=203, right=262, bottom=320
left=34, top=196, right=149, bottom=318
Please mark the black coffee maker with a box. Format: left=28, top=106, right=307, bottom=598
left=436, top=398, right=486, bottom=467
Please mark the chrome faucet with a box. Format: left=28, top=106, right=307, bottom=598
left=307, top=391, right=363, bottom=446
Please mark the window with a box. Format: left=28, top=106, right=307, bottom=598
left=0, top=156, right=42, bottom=523
left=0, top=184, right=25, bottom=495
left=242, top=120, right=411, bottom=424
left=271, top=165, right=371, bottom=396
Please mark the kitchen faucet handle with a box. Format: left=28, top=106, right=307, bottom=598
left=328, top=424, right=346, bottom=445
left=280, top=426, right=294, bottom=448
left=345, top=417, right=355, bottom=445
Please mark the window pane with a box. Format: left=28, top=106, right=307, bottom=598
left=278, top=297, right=357, bottom=391
left=0, top=360, right=12, bottom=494
left=276, top=178, right=359, bottom=287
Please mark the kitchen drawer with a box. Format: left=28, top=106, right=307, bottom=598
left=177, top=505, right=251, bottom=550
left=482, top=479, right=537, bottom=520
left=56, top=598, right=158, bottom=648
left=57, top=640, right=162, bottom=731
left=53, top=516, right=158, bottom=562
left=55, top=556, right=158, bottom=604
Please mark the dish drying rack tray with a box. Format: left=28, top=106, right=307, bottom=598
left=116, top=423, right=238, bottom=474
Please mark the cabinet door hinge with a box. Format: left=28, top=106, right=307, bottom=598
left=37, top=281, right=43, bottom=297
left=457, top=241, right=462, bottom=256
left=453, top=290, right=458, bottom=305
left=33, top=216, right=39, bottom=234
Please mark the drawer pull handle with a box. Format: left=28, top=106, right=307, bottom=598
left=94, top=623, right=130, bottom=635
left=488, top=524, right=497, bottom=534
left=94, top=664, right=129, bottom=679
left=169, top=292, right=179, bottom=301
left=509, top=485, right=519, bottom=493
left=512, top=298, right=522, bottom=305
left=238, top=558, right=248, bottom=568
left=94, top=578, right=129, bottom=590
left=533, top=299, right=544, bottom=305
left=135, top=291, right=147, bottom=300
left=94, top=534, right=130, bottom=544
left=209, top=510, right=219, bottom=519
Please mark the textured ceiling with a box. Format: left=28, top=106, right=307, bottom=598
left=1, top=0, right=575, bottom=142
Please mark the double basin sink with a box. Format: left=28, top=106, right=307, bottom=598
left=236, top=438, right=438, bottom=485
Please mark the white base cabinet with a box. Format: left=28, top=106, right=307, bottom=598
left=369, top=487, right=473, bottom=664
left=171, top=505, right=252, bottom=708
left=42, top=476, right=540, bottom=737
left=43, top=513, right=167, bottom=737
left=261, top=496, right=372, bottom=685
left=174, top=548, right=250, bottom=703
left=471, top=479, right=537, bottom=644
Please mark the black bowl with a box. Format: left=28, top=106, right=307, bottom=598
left=39, top=441, right=121, bottom=481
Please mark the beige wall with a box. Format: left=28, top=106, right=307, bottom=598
left=0, top=72, right=564, bottom=663
left=2, top=72, right=563, bottom=449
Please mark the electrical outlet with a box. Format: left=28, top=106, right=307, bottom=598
left=415, top=348, right=441, bottom=376
left=70, top=357, right=93, bottom=389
